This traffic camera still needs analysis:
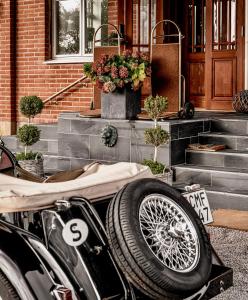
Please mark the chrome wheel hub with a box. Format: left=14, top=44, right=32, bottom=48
left=139, top=194, right=200, bottom=273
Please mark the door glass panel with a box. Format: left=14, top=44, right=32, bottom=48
left=188, top=0, right=206, bottom=53
left=213, top=0, right=236, bottom=50
left=132, top=0, right=156, bottom=51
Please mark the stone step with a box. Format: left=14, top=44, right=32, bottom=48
left=210, top=118, right=248, bottom=135
left=199, top=132, right=248, bottom=151
left=186, top=149, right=248, bottom=170
left=174, top=182, right=248, bottom=211
left=174, top=164, right=248, bottom=191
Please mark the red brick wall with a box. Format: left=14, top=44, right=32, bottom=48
left=0, top=0, right=17, bottom=134
left=0, top=0, right=119, bottom=132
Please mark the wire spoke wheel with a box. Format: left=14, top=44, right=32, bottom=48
left=106, top=178, right=212, bottom=298
left=139, top=194, right=200, bottom=273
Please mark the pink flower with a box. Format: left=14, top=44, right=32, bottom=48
left=111, top=66, right=118, bottom=79
left=119, top=66, right=129, bottom=78
left=103, top=81, right=116, bottom=93
left=104, top=65, right=111, bottom=73
left=97, top=66, right=104, bottom=76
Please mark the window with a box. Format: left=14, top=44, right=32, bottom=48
left=52, top=0, right=108, bottom=61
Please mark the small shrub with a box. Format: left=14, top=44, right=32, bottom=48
left=143, top=159, right=165, bottom=175
left=144, top=95, right=168, bottom=121
left=17, top=125, right=40, bottom=147
left=20, top=96, right=44, bottom=120
left=15, top=151, right=40, bottom=161
left=144, top=126, right=170, bottom=148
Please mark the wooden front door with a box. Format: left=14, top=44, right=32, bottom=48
left=187, top=0, right=245, bottom=110
left=205, top=0, right=245, bottom=110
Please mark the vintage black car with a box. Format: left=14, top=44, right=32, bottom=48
left=0, top=140, right=232, bottom=300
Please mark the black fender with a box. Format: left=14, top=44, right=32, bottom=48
left=0, top=220, right=58, bottom=300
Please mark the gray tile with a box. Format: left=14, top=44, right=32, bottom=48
left=90, top=136, right=130, bottom=162
left=48, top=140, right=58, bottom=154
left=207, top=191, right=248, bottom=210
left=38, top=124, right=58, bottom=139
left=57, top=157, right=71, bottom=170
left=171, top=138, right=190, bottom=165
left=58, top=118, right=71, bottom=134
left=31, top=140, right=48, bottom=153
left=170, top=124, right=179, bottom=140
left=70, top=158, right=95, bottom=169
left=186, top=151, right=225, bottom=167
left=203, top=120, right=211, bottom=132
left=212, top=172, right=248, bottom=191
left=236, top=137, right=248, bottom=151
left=71, top=119, right=109, bottom=135
left=199, top=134, right=237, bottom=150
left=130, top=141, right=170, bottom=165
left=224, top=154, right=248, bottom=170
left=178, top=121, right=204, bottom=138
left=58, top=133, right=90, bottom=158
left=175, top=167, right=211, bottom=186
left=211, top=119, right=248, bottom=134
left=43, top=155, right=58, bottom=170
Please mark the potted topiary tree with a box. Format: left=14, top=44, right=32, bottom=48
left=16, top=96, right=44, bottom=177
left=143, top=95, right=171, bottom=182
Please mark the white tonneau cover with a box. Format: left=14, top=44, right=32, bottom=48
left=0, top=162, right=153, bottom=213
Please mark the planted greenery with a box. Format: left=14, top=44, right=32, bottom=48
left=17, top=96, right=43, bottom=160
left=83, top=50, right=151, bottom=93
left=143, top=95, right=169, bottom=174
left=20, top=96, right=44, bottom=120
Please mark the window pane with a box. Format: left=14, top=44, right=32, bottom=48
left=188, top=0, right=206, bottom=53
left=56, top=0, right=80, bottom=55
left=85, top=0, right=108, bottom=54
left=213, top=0, right=236, bottom=50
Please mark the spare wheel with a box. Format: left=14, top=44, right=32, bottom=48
left=106, top=178, right=212, bottom=299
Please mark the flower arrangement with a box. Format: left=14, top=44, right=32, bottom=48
left=83, top=50, right=151, bottom=93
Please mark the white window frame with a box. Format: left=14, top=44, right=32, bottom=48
left=49, top=0, right=95, bottom=63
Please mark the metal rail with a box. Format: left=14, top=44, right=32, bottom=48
left=43, top=75, right=89, bottom=105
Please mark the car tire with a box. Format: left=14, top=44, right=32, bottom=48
left=0, top=270, right=20, bottom=299
left=106, top=178, right=212, bottom=299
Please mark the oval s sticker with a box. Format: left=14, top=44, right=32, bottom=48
left=62, top=219, right=89, bottom=247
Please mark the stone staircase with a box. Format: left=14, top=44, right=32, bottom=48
left=174, top=117, right=248, bottom=211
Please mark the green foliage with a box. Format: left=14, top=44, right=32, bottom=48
left=17, top=125, right=40, bottom=147
left=144, top=126, right=169, bottom=148
left=144, top=95, right=168, bottom=121
left=143, top=159, right=165, bottom=175
left=16, top=151, right=40, bottom=161
left=20, top=96, right=44, bottom=119
left=83, top=50, right=151, bottom=93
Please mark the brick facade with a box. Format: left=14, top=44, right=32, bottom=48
left=0, top=0, right=119, bottom=135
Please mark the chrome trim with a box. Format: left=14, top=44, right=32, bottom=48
left=28, top=238, right=78, bottom=300
left=42, top=209, right=101, bottom=300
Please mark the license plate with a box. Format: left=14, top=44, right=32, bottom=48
left=182, top=189, right=213, bottom=225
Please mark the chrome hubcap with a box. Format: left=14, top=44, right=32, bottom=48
left=139, top=194, right=200, bottom=273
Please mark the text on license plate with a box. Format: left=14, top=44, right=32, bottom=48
left=182, top=189, right=213, bottom=225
